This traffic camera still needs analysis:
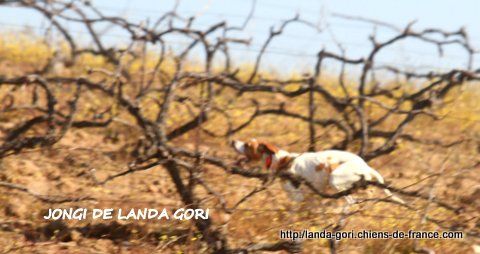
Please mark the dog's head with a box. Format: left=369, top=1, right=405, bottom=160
left=231, top=138, right=287, bottom=170
left=231, top=138, right=265, bottom=160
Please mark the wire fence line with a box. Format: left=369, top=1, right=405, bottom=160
left=0, top=22, right=471, bottom=73
left=0, top=8, right=477, bottom=71
left=2, top=15, right=477, bottom=58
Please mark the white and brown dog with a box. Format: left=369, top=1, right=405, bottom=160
left=231, top=138, right=404, bottom=204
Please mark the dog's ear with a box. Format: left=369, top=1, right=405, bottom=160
left=258, top=142, right=279, bottom=155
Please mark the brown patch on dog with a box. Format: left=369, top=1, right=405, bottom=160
left=257, top=142, right=279, bottom=155
left=331, top=159, right=348, bottom=172
left=330, top=162, right=341, bottom=171
left=316, top=160, right=347, bottom=174
left=315, top=163, right=332, bottom=173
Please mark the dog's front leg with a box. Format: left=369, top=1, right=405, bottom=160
left=260, top=169, right=276, bottom=185
left=282, top=180, right=304, bottom=202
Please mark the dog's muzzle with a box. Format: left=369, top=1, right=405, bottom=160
left=231, top=140, right=246, bottom=154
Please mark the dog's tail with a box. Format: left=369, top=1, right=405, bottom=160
left=368, top=168, right=406, bottom=204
